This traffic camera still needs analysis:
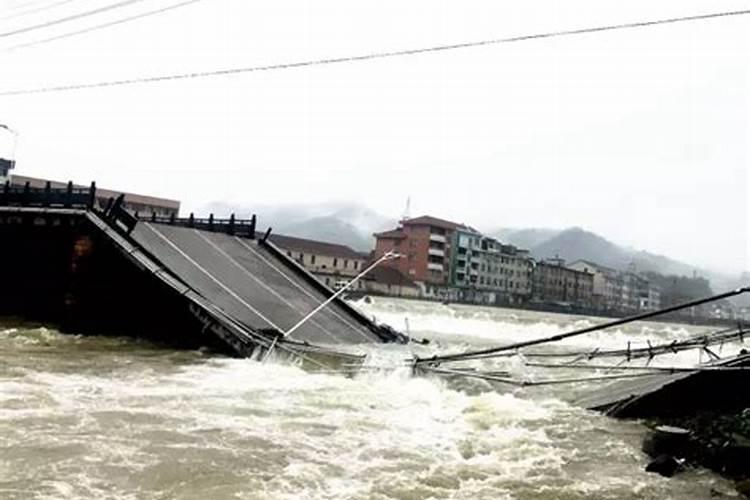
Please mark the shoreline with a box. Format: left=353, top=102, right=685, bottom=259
left=349, top=292, right=742, bottom=329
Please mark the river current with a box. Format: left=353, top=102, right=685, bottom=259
left=0, top=298, right=740, bottom=499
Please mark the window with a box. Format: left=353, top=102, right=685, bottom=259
left=344, top=260, right=349, bottom=268
left=310, top=255, right=316, bottom=265
left=354, top=262, right=359, bottom=270
left=333, top=258, right=338, bottom=267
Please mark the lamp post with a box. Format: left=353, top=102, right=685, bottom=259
left=283, top=250, right=402, bottom=338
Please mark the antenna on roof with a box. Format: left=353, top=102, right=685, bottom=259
left=402, top=196, right=411, bottom=222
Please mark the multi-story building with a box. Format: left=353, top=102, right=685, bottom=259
left=374, top=215, right=470, bottom=298
left=0, top=157, right=13, bottom=184
left=451, top=230, right=533, bottom=304
left=621, top=272, right=661, bottom=312
left=532, top=258, right=594, bottom=307
left=10, top=175, right=180, bottom=217
left=640, top=284, right=662, bottom=312
left=568, top=260, right=623, bottom=311
left=621, top=272, right=656, bottom=313
left=269, top=234, right=368, bottom=290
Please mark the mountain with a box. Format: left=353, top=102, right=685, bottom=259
left=272, top=216, right=372, bottom=252
left=492, top=226, right=704, bottom=278
left=198, top=201, right=396, bottom=252
left=493, top=228, right=562, bottom=250
left=531, top=227, right=629, bottom=266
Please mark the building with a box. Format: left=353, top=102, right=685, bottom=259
left=363, top=266, right=421, bottom=298
left=568, top=260, right=623, bottom=311
left=451, top=230, right=533, bottom=304
left=640, top=284, right=662, bottom=312
left=374, top=215, right=471, bottom=298
left=621, top=272, right=661, bottom=312
left=9, top=175, right=180, bottom=218
left=532, top=258, right=594, bottom=307
left=269, top=234, right=368, bottom=290
left=0, top=158, right=13, bottom=184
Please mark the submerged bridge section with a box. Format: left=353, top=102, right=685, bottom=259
left=0, top=181, right=404, bottom=362
left=130, top=222, right=385, bottom=346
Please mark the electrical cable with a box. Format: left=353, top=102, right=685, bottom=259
left=2, top=8, right=749, bottom=96
left=1, top=0, right=80, bottom=22
left=0, top=0, right=148, bottom=38
left=4, top=0, right=201, bottom=50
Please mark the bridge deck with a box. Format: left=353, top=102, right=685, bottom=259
left=130, top=222, right=380, bottom=346
left=575, top=353, right=750, bottom=417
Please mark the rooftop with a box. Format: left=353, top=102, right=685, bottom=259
left=10, top=175, right=180, bottom=210
left=568, top=259, right=619, bottom=275
left=401, top=215, right=467, bottom=231
left=373, top=229, right=406, bottom=239
left=269, top=234, right=366, bottom=260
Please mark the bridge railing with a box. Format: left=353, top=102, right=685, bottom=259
left=1, top=180, right=96, bottom=209
left=144, top=212, right=257, bottom=238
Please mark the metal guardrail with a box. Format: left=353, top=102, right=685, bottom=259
left=1, top=180, right=256, bottom=238
left=146, top=212, right=257, bottom=238
left=1, top=180, right=96, bottom=209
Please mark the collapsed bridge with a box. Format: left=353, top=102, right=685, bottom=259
left=0, top=181, right=406, bottom=365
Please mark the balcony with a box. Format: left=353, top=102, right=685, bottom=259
left=427, top=262, right=443, bottom=272
left=429, top=233, right=447, bottom=244
left=428, top=247, right=445, bottom=257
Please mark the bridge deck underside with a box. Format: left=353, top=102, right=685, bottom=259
left=130, top=222, right=378, bottom=346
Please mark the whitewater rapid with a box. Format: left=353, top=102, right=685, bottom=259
left=0, top=298, right=738, bottom=499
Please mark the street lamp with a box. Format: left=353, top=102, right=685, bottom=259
left=283, top=251, right=402, bottom=338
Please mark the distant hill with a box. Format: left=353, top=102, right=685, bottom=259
left=493, top=228, right=562, bottom=250
left=274, top=216, right=372, bottom=252
left=199, top=201, right=396, bottom=252
left=492, top=226, right=701, bottom=277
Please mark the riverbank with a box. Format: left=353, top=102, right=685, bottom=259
left=350, top=292, right=741, bottom=329
left=643, top=410, right=750, bottom=497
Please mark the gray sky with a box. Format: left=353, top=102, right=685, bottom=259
left=0, top=0, right=748, bottom=274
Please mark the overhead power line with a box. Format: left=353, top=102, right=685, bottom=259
left=1, top=0, right=80, bottom=22
left=0, top=0, right=148, bottom=38
left=2, top=0, right=52, bottom=13
left=5, top=0, right=202, bottom=50
left=1, top=8, right=749, bottom=97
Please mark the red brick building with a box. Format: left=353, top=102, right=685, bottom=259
left=373, top=215, right=469, bottom=290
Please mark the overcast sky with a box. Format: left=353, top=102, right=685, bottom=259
left=0, top=0, right=748, bottom=275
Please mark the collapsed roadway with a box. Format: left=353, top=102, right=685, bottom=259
left=0, top=181, right=406, bottom=367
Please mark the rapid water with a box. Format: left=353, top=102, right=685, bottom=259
left=0, top=298, right=740, bottom=499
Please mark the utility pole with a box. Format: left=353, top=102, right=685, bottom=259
left=0, top=124, right=18, bottom=184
